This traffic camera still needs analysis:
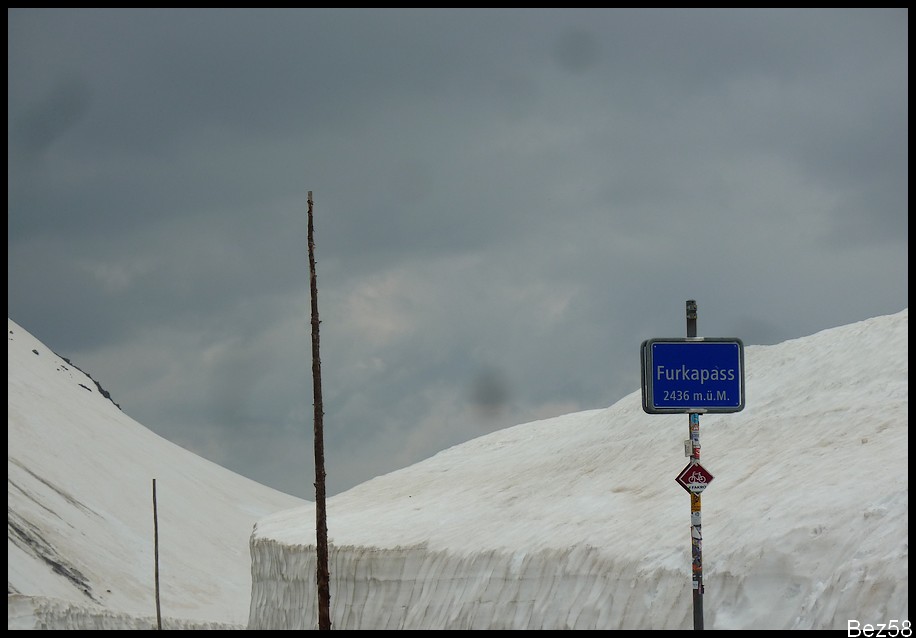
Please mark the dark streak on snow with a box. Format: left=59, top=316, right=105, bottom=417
left=8, top=508, right=97, bottom=602
left=8, top=477, right=68, bottom=524
left=9, top=458, right=100, bottom=518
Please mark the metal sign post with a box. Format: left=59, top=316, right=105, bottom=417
left=640, top=300, right=746, bottom=631
left=686, top=300, right=704, bottom=631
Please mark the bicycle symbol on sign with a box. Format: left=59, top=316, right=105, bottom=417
left=686, top=470, right=708, bottom=485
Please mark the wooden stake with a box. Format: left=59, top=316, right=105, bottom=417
left=308, top=191, right=332, bottom=629
left=153, top=478, right=162, bottom=630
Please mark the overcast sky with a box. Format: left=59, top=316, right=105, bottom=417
left=8, top=9, right=908, bottom=498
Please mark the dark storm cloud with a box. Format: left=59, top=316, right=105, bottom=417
left=8, top=9, right=907, bottom=497
left=10, top=74, right=91, bottom=160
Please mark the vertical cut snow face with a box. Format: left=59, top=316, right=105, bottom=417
left=249, top=310, right=908, bottom=630
left=7, top=319, right=307, bottom=628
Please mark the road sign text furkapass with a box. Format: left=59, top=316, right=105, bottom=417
left=641, top=338, right=745, bottom=414
left=655, top=364, right=736, bottom=384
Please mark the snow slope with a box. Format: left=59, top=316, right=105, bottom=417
left=249, top=309, right=908, bottom=630
left=7, top=319, right=307, bottom=629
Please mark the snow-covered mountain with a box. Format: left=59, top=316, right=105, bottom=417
left=8, top=311, right=908, bottom=630
left=249, top=309, right=908, bottom=630
left=7, top=318, right=307, bottom=629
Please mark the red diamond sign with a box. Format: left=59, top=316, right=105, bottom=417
left=676, top=462, right=714, bottom=494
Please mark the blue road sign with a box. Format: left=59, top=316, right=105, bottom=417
left=641, top=338, right=745, bottom=414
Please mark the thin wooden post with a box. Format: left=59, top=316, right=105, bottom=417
left=308, top=191, right=332, bottom=629
left=152, top=478, right=162, bottom=630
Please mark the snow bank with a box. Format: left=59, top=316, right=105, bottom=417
left=248, top=310, right=908, bottom=630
